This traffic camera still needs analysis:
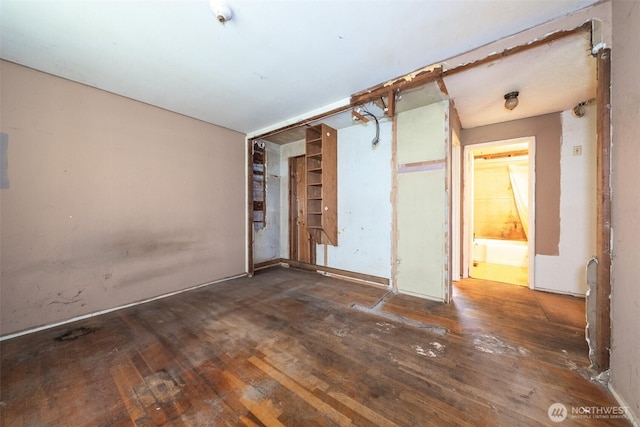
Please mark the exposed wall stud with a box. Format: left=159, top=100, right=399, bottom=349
left=594, top=47, right=612, bottom=373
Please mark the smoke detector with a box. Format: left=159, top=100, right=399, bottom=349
left=210, top=1, right=233, bottom=24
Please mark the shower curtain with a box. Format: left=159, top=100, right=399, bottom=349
left=508, top=165, right=529, bottom=239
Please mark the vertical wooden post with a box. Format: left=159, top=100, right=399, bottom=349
left=444, top=102, right=453, bottom=303
left=390, top=114, right=399, bottom=292
left=289, top=157, right=298, bottom=261
left=595, top=48, right=612, bottom=372
left=247, top=138, right=254, bottom=277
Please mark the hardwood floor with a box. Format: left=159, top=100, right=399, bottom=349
left=0, top=268, right=629, bottom=426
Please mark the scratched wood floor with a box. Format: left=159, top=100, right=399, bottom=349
left=0, top=267, right=628, bottom=426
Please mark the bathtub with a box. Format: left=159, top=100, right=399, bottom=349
left=472, top=238, right=528, bottom=267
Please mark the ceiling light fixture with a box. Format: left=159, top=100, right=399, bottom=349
left=504, top=91, right=519, bottom=111
left=573, top=103, right=586, bottom=118
left=210, top=1, right=233, bottom=24
left=572, top=98, right=596, bottom=118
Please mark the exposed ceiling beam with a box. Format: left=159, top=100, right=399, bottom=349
left=350, top=21, right=592, bottom=108
left=254, top=21, right=595, bottom=142
left=350, top=66, right=443, bottom=106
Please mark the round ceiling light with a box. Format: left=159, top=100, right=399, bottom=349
left=504, top=91, right=519, bottom=111
left=210, top=1, right=233, bottom=24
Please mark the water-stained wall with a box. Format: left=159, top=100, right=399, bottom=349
left=0, top=61, right=246, bottom=336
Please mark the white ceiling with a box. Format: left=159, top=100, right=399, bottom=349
left=1, top=0, right=599, bottom=135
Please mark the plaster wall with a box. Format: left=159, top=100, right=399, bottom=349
left=535, top=107, right=597, bottom=296
left=610, top=0, right=640, bottom=422
left=0, top=61, right=246, bottom=336
left=315, top=121, right=393, bottom=279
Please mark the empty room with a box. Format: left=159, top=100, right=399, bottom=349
left=1, top=1, right=638, bottom=425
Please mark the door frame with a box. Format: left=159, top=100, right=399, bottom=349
left=451, top=139, right=461, bottom=282
left=288, top=156, right=300, bottom=261
left=288, top=155, right=314, bottom=264
left=461, top=136, right=536, bottom=288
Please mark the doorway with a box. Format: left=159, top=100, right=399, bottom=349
left=288, top=155, right=314, bottom=263
left=463, top=137, right=535, bottom=287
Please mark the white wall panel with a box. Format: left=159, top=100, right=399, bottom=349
left=316, top=121, right=393, bottom=279
left=535, top=107, right=596, bottom=295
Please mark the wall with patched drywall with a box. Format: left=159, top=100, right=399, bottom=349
left=0, top=61, right=246, bottom=336
left=535, top=107, right=597, bottom=296
left=462, top=111, right=597, bottom=296
left=395, top=101, right=449, bottom=300
left=462, top=113, right=562, bottom=257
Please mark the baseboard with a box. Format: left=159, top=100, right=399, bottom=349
left=609, top=383, right=639, bottom=426
left=281, top=259, right=390, bottom=288
left=0, top=272, right=247, bottom=342
left=254, top=258, right=285, bottom=271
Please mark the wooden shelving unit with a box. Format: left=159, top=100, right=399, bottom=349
left=305, top=124, right=338, bottom=246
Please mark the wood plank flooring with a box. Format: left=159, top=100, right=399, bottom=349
left=0, top=268, right=629, bottom=426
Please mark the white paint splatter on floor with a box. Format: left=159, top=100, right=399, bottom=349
left=332, top=328, right=348, bottom=337
left=376, top=322, right=395, bottom=332
left=413, top=345, right=428, bottom=356
left=430, top=342, right=444, bottom=351
left=412, top=342, right=446, bottom=358
left=473, top=334, right=529, bottom=356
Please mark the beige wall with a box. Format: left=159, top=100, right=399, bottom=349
left=0, top=61, right=247, bottom=336
left=461, top=113, right=561, bottom=256
left=610, top=0, right=640, bottom=421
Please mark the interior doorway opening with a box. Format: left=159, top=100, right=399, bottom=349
left=288, top=155, right=314, bottom=264
left=464, top=137, right=535, bottom=288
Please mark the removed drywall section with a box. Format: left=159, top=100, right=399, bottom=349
left=253, top=140, right=281, bottom=263
left=610, top=0, right=640, bottom=422
left=0, top=61, right=246, bottom=336
left=395, top=101, right=448, bottom=301
left=462, top=113, right=562, bottom=256
left=535, top=106, right=596, bottom=296
left=315, top=120, right=393, bottom=279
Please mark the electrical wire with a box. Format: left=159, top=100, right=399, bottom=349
left=358, top=107, right=381, bottom=146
